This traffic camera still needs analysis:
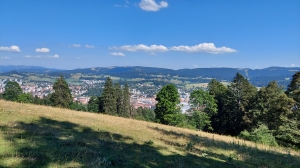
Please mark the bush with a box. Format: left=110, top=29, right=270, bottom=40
left=239, top=124, right=278, bottom=146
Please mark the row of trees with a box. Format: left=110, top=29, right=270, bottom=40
left=154, top=72, right=300, bottom=148
left=87, top=77, right=155, bottom=121
left=0, top=75, right=155, bottom=122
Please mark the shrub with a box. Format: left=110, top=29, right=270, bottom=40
left=239, top=124, right=278, bottom=146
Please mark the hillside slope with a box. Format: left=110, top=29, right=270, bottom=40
left=0, top=100, right=299, bottom=167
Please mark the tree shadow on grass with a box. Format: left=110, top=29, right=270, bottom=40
left=148, top=126, right=300, bottom=168
left=0, top=117, right=238, bottom=168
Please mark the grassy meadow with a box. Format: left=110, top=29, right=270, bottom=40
left=0, top=100, right=299, bottom=167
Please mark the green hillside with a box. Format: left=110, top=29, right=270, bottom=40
left=0, top=100, right=299, bottom=168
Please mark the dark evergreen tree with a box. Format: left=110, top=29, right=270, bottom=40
left=225, top=73, right=257, bottom=135
left=286, top=71, right=300, bottom=105
left=114, top=83, right=123, bottom=116
left=87, top=96, right=100, bottom=112
left=207, top=79, right=229, bottom=134
left=121, top=84, right=130, bottom=117
left=154, top=84, right=180, bottom=124
left=3, top=81, right=23, bottom=101
left=50, top=75, right=73, bottom=108
left=102, top=77, right=117, bottom=115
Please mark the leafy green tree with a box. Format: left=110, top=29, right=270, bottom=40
left=3, top=81, right=23, bottom=101
left=245, top=80, right=299, bottom=147
left=246, top=81, right=284, bottom=130
left=17, top=93, right=33, bottom=103
left=70, top=102, right=87, bottom=111
left=239, top=124, right=278, bottom=146
left=190, top=89, right=217, bottom=116
left=102, top=77, right=117, bottom=115
left=50, top=75, right=73, bottom=108
left=133, top=107, right=155, bottom=122
left=189, top=89, right=217, bottom=131
left=87, top=96, right=99, bottom=112
left=154, top=84, right=180, bottom=124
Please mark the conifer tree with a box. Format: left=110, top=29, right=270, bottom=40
left=50, top=75, right=73, bottom=108
left=121, top=84, right=130, bottom=117
left=114, top=83, right=123, bottom=116
left=286, top=71, right=300, bottom=105
left=102, top=77, right=117, bottom=115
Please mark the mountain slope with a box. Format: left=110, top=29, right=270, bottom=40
left=0, top=100, right=299, bottom=167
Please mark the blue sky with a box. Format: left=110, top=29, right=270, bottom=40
left=0, top=0, right=299, bottom=70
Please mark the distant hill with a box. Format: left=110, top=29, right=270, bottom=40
left=0, top=65, right=62, bottom=73
left=0, top=65, right=299, bottom=88
left=49, top=66, right=299, bottom=87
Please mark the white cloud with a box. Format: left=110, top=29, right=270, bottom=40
left=150, top=52, right=156, bottom=55
left=170, top=43, right=237, bottom=54
left=139, top=0, right=168, bottom=11
left=110, top=52, right=126, bottom=56
left=85, top=44, right=95, bottom=48
left=291, top=64, right=296, bottom=67
left=50, top=54, right=59, bottom=58
left=112, top=44, right=168, bottom=52
left=24, top=54, right=59, bottom=59
left=0, top=56, right=11, bottom=59
left=72, top=44, right=81, bottom=47
left=0, top=45, right=21, bottom=52
left=35, top=48, right=50, bottom=53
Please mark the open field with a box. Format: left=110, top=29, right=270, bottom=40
left=0, top=100, right=299, bottom=167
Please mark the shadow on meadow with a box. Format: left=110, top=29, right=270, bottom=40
left=0, top=117, right=241, bottom=168
left=148, top=126, right=300, bottom=168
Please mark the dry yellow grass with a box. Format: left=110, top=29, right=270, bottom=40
left=0, top=100, right=299, bottom=167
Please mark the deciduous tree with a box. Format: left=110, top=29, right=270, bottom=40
left=154, top=84, right=180, bottom=124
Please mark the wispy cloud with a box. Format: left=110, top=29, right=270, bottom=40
left=72, top=44, right=81, bottom=48
left=24, top=54, right=59, bottom=59
left=0, top=45, right=21, bottom=52
left=35, top=48, right=50, bottom=53
left=85, top=44, right=95, bottom=48
left=111, top=44, right=168, bottom=52
left=170, top=43, right=237, bottom=54
left=49, top=54, right=59, bottom=58
left=139, top=0, right=168, bottom=12
left=110, top=52, right=126, bottom=56
left=0, top=56, right=11, bottom=60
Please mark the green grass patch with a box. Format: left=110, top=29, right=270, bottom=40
left=0, top=100, right=299, bottom=167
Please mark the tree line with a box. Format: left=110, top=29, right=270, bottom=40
left=0, top=75, right=155, bottom=122
left=153, top=72, right=300, bottom=148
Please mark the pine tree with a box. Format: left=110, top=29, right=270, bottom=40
left=102, top=77, right=117, bottom=115
left=121, top=84, right=130, bottom=117
left=286, top=71, right=300, bottom=105
left=114, top=83, right=123, bottom=116
left=50, top=75, right=73, bottom=108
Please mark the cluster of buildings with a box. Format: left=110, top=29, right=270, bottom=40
left=0, top=78, right=192, bottom=112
